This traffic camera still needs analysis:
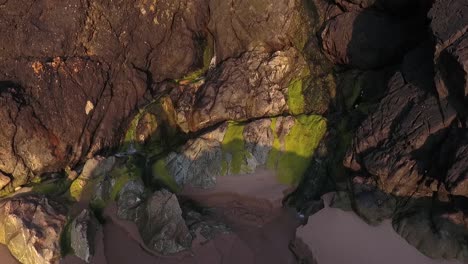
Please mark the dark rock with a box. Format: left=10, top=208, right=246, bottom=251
left=343, top=13, right=468, bottom=199
left=428, top=0, right=468, bottom=53
left=0, top=194, right=67, bottom=264
left=320, top=10, right=423, bottom=69
left=401, top=41, right=436, bottom=91
left=336, top=66, right=396, bottom=110
left=344, top=70, right=458, bottom=197
left=334, top=0, right=431, bottom=16
left=330, top=191, right=353, bottom=211
left=442, top=132, right=468, bottom=197
left=312, top=0, right=344, bottom=22
left=392, top=198, right=468, bottom=262
left=351, top=180, right=396, bottom=225
left=181, top=202, right=231, bottom=241
left=435, top=33, right=468, bottom=117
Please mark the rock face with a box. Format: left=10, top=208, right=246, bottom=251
left=343, top=0, right=467, bottom=200
left=0, top=0, right=466, bottom=263
left=0, top=0, right=332, bottom=193
left=344, top=70, right=458, bottom=197
left=332, top=0, right=468, bottom=261
left=0, top=0, right=209, bottom=190
left=154, top=115, right=327, bottom=189
left=172, top=47, right=309, bottom=132
left=0, top=195, right=67, bottom=264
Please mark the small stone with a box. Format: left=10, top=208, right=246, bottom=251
left=85, top=100, right=94, bottom=115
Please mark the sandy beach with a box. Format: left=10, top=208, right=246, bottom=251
left=4, top=171, right=464, bottom=264
left=297, top=193, right=463, bottom=264
left=61, top=169, right=301, bottom=264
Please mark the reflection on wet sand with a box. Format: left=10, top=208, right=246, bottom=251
left=297, top=193, right=463, bottom=264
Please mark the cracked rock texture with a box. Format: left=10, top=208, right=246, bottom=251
left=0, top=0, right=328, bottom=194
left=329, top=0, right=468, bottom=261
left=0, top=0, right=467, bottom=263
left=0, top=194, right=67, bottom=264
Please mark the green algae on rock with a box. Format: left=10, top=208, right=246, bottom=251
left=267, top=115, right=327, bottom=185
left=221, top=122, right=254, bottom=175
left=153, top=115, right=327, bottom=189
left=288, top=78, right=306, bottom=115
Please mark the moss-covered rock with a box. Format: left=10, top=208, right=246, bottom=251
left=153, top=114, right=327, bottom=189
left=221, top=122, right=254, bottom=175
left=267, top=115, right=327, bottom=185
left=69, top=157, right=116, bottom=202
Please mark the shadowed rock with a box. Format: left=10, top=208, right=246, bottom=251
left=320, top=10, right=422, bottom=69
left=392, top=198, right=468, bottom=262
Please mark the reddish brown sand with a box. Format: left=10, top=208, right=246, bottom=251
left=61, top=169, right=301, bottom=264
left=6, top=171, right=463, bottom=264
left=297, top=193, right=463, bottom=264
left=0, top=245, right=19, bottom=264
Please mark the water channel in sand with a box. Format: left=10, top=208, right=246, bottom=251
left=1, top=169, right=464, bottom=264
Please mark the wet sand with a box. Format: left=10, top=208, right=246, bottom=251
left=62, top=169, right=301, bottom=264
left=0, top=245, right=19, bottom=264
left=297, top=193, right=463, bottom=264
left=7, top=172, right=464, bottom=264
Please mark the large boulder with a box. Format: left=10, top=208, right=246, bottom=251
left=344, top=70, right=458, bottom=197
left=138, top=190, right=192, bottom=254
left=429, top=0, right=468, bottom=54
left=0, top=194, right=67, bottom=264
left=0, top=0, right=210, bottom=190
